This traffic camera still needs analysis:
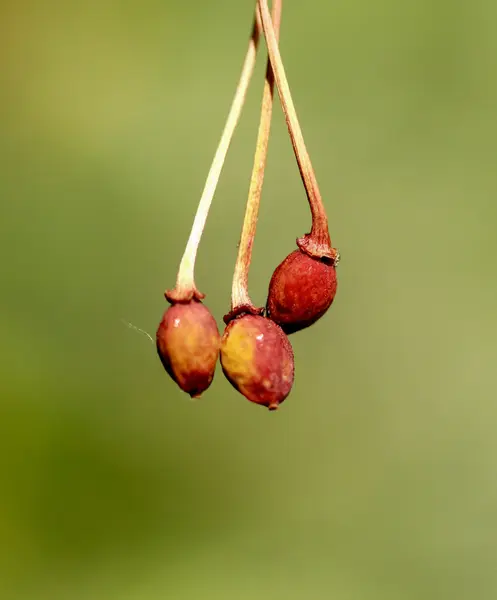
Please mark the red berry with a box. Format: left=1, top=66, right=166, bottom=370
left=220, top=315, right=294, bottom=410
left=266, top=249, right=337, bottom=333
left=156, top=301, right=220, bottom=398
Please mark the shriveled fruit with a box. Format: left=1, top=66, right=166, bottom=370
left=266, top=249, right=337, bottom=334
left=156, top=301, right=220, bottom=398
left=220, top=314, right=294, bottom=410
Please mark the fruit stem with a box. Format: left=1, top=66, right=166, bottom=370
left=229, top=0, right=283, bottom=318
left=166, top=11, right=263, bottom=304
left=257, top=0, right=338, bottom=262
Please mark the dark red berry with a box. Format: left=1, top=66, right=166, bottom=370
left=156, top=301, right=220, bottom=398
left=220, top=315, right=294, bottom=410
left=266, top=249, right=337, bottom=334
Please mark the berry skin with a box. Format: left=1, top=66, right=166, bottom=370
left=156, top=301, right=220, bottom=398
left=266, top=249, right=337, bottom=334
left=220, top=315, right=294, bottom=410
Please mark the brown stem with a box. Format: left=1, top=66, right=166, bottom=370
left=226, top=0, right=283, bottom=322
left=166, top=14, right=263, bottom=304
left=257, top=0, right=338, bottom=262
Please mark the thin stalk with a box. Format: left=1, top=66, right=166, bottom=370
left=257, top=0, right=337, bottom=261
left=228, top=0, right=283, bottom=318
left=167, top=12, right=263, bottom=303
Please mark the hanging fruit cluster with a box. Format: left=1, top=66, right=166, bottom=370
left=156, top=0, right=340, bottom=411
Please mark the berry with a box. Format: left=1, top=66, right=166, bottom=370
left=220, top=314, right=294, bottom=410
left=266, top=249, right=337, bottom=334
left=156, top=301, right=220, bottom=398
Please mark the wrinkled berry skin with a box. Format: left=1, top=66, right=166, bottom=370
left=220, top=315, right=294, bottom=410
left=266, top=250, right=337, bottom=334
left=156, top=301, right=220, bottom=398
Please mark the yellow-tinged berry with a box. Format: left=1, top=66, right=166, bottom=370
left=156, top=301, right=220, bottom=398
left=220, top=315, right=294, bottom=410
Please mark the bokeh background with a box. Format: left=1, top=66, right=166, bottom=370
left=1, top=1, right=497, bottom=598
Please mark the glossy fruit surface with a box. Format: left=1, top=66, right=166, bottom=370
left=156, top=301, right=220, bottom=398
left=220, top=315, right=294, bottom=410
left=266, top=249, right=337, bottom=334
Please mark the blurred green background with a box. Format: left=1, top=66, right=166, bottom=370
left=1, top=1, right=497, bottom=598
